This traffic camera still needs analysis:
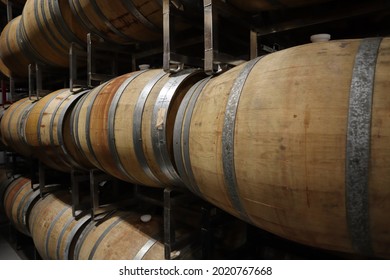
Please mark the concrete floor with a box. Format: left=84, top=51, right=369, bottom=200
left=0, top=222, right=31, bottom=260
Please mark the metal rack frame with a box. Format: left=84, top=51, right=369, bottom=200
left=163, top=187, right=214, bottom=260
left=28, top=63, right=68, bottom=100
left=162, top=0, right=255, bottom=75
left=31, top=161, right=63, bottom=198
left=69, top=33, right=127, bottom=91
left=70, top=169, right=136, bottom=221
left=6, top=0, right=13, bottom=22
left=203, top=0, right=249, bottom=75
left=162, top=0, right=205, bottom=72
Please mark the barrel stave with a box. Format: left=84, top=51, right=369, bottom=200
left=75, top=211, right=164, bottom=260
left=0, top=16, right=31, bottom=77
left=175, top=38, right=390, bottom=257
left=25, top=89, right=90, bottom=171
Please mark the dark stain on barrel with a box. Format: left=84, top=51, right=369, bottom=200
left=304, top=109, right=310, bottom=208
left=304, top=111, right=310, bottom=128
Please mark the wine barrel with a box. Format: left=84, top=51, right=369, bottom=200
left=0, top=57, right=11, bottom=78
left=174, top=38, right=390, bottom=258
left=72, top=69, right=204, bottom=187
left=74, top=210, right=198, bottom=260
left=0, top=16, right=32, bottom=77
left=24, top=88, right=93, bottom=171
left=68, top=0, right=163, bottom=44
left=18, top=0, right=88, bottom=68
left=74, top=211, right=165, bottom=260
left=28, top=191, right=91, bottom=259
left=0, top=171, right=14, bottom=223
left=3, top=176, right=39, bottom=236
left=228, top=0, right=331, bottom=12
left=0, top=169, right=8, bottom=186
left=0, top=97, right=38, bottom=157
left=0, top=173, right=18, bottom=212
left=0, top=105, right=10, bottom=147
left=0, top=171, right=16, bottom=219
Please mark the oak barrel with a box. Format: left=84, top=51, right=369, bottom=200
left=0, top=171, right=17, bottom=223
left=18, top=0, right=88, bottom=68
left=71, top=69, right=204, bottom=187
left=0, top=105, right=8, bottom=143
left=174, top=38, right=390, bottom=258
left=74, top=211, right=165, bottom=260
left=0, top=97, right=38, bottom=157
left=28, top=191, right=91, bottom=259
left=68, top=0, right=163, bottom=44
left=24, top=88, right=93, bottom=171
left=0, top=173, right=18, bottom=212
left=0, top=16, right=32, bottom=77
left=229, top=0, right=331, bottom=11
left=0, top=57, right=11, bottom=78
left=3, top=176, right=39, bottom=236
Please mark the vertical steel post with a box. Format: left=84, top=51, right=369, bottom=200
left=250, top=30, right=258, bottom=60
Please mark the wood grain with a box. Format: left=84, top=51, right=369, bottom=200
left=0, top=16, right=31, bottom=77
left=70, top=0, right=163, bottom=44
left=0, top=97, right=38, bottom=157
left=3, top=177, right=37, bottom=236
left=20, top=0, right=87, bottom=67
left=181, top=38, right=390, bottom=257
left=29, top=191, right=90, bottom=260
left=25, top=89, right=92, bottom=171
left=75, top=211, right=164, bottom=260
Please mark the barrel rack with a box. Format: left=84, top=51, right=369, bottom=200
left=2, top=0, right=390, bottom=260
left=32, top=155, right=232, bottom=259
left=3, top=0, right=390, bottom=102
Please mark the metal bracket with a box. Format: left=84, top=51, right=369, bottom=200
left=163, top=187, right=199, bottom=260
left=28, top=63, right=62, bottom=100
left=71, top=168, right=137, bottom=221
left=250, top=30, right=258, bottom=60
left=37, top=161, right=63, bottom=198
left=203, top=0, right=248, bottom=75
left=201, top=204, right=216, bottom=259
left=250, top=30, right=281, bottom=59
left=1, top=79, right=9, bottom=106
left=163, top=0, right=204, bottom=73
left=28, top=64, right=42, bottom=100
left=87, top=33, right=119, bottom=88
left=164, top=188, right=176, bottom=259
left=69, top=43, right=88, bottom=92
left=6, top=1, right=13, bottom=22
left=163, top=0, right=183, bottom=72
left=70, top=169, right=90, bottom=218
left=89, top=169, right=113, bottom=221
left=5, top=75, right=29, bottom=104
left=70, top=33, right=124, bottom=90
left=8, top=76, right=14, bottom=103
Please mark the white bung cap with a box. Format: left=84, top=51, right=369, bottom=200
left=140, top=214, right=152, bottom=223
left=310, top=34, right=331, bottom=43
left=139, top=64, right=150, bottom=70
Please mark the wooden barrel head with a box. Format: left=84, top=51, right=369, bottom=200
left=29, top=191, right=91, bottom=259
left=25, top=88, right=92, bottom=171
left=0, top=97, right=38, bottom=157
left=0, top=16, right=32, bottom=77
left=3, top=176, right=39, bottom=236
